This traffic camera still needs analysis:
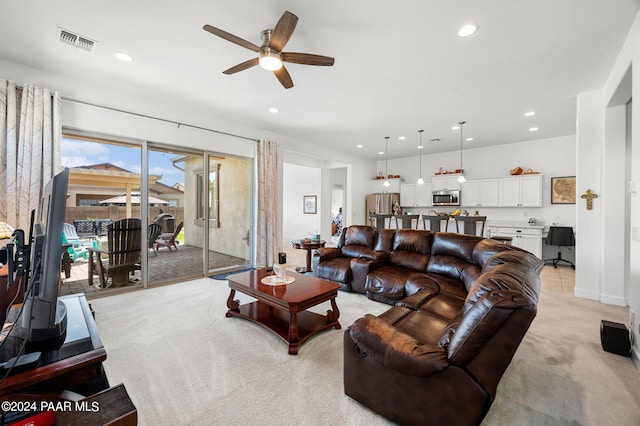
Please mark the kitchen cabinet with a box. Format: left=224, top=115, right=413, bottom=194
left=400, top=183, right=432, bottom=207
left=498, top=175, right=542, bottom=207
left=486, top=225, right=543, bottom=258
left=461, top=179, right=499, bottom=207
left=371, top=178, right=402, bottom=193
left=432, top=175, right=461, bottom=191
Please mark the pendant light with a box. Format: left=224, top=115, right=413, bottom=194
left=416, top=130, right=424, bottom=185
left=457, top=121, right=466, bottom=183
left=383, top=136, right=390, bottom=187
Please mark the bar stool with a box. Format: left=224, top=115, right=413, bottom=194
left=491, top=236, right=513, bottom=245
left=396, top=214, right=420, bottom=229
left=454, top=216, right=487, bottom=237
left=421, top=215, right=448, bottom=232
left=369, top=213, right=392, bottom=231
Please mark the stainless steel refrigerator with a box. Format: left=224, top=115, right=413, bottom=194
left=366, top=193, right=400, bottom=216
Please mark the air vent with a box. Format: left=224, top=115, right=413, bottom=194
left=58, top=28, right=96, bottom=52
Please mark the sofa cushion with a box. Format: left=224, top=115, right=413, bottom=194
left=388, top=309, right=452, bottom=346
left=374, top=229, right=396, bottom=253
left=365, top=266, right=409, bottom=304
left=482, top=250, right=544, bottom=274
left=403, top=273, right=441, bottom=298
left=366, top=266, right=413, bottom=304
left=416, top=293, right=465, bottom=321
left=389, top=230, right=433, bottom=271
left=447, top=290, right=537, bottom=366
left=426, top=255, right=471, bottom=281
left=471, top=238, right=513, bottom=268
left=430, top=232, right=483, bottom=262
left=344, top=225, right=377, bottom=248
left=349, top=314, right=449, bottom=376
left=342, top=244, right=378, bottom=260
left=464, top=262, right=540, bottom=319
left=314, top=257, right=353, bottom=284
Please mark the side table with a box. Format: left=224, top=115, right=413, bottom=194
left=291, top=240, right=326, bottom=273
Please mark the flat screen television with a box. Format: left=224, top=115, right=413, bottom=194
left=20, top=167, right=69, bottom=348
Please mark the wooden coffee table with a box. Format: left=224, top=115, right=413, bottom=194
left=225, top=268, right=341, bottom=354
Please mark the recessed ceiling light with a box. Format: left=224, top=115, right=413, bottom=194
left=458, top=24, right=478, bottom=37
left=378, top=151, right=384, bottom=155
left=451, top=126, right=460, bottom=130
left=465, top=137, right=474, bottom=141
left=269, top=107, right=279, bottom=113
left=398, top=136, right=406, bottom=140
left=524, top=111, right=536, bottom=117
left=529, top=127, right=539, bottom=132
left=417, top=145, right=424, bottom=149
left=114, top=51, right=133, bottom=62
left=356, top=144, right=363, bottom=148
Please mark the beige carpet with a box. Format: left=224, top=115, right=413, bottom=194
left=89, top=266, right=640, bottom=426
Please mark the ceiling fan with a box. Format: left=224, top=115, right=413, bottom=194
left=203, top=10, right=334, bottom=89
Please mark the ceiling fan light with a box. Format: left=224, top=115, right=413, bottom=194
left=458, top=24, right=478, bottom=37
left=259, top=49, right=282, bottom=71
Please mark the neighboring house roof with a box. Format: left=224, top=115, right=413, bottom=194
left=151, top=181, right=184, bottom=195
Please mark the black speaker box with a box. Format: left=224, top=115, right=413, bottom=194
left=278, top=252, right=287, bottom=264
left=600, top=320, right=631, bottom=357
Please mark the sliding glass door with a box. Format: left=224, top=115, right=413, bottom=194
left=203, top=153, right=252, bottom=274
left=60, top=133, right=253, bottom=295
left=145, top=145, right=203, bottom=285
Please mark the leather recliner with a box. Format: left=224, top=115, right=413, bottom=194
left=313, top=225, right=542, bottom=425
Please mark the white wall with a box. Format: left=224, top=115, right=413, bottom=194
left=598, top=10, right=640, bottom=368
left=571, top=10, right=640, bottom=368
left=282, top=163, right=322, bottom=243
left=575, top=90, right=605, bottom=302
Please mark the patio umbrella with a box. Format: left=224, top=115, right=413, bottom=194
left=99, top=193, right=170, bottom=205
left=0, top=222, right=14, bottom=239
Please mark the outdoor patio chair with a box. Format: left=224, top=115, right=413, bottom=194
left=148, top=223, right=162, bottom=256
left=73, top=219, right=96, bottom=238
left=155, top=221, right=183, bottom=252
left=88, top=218, right=142, bottom=289
left=62, top=223, right=98, bottom=261
left=94, top=219, right=113, bottom=236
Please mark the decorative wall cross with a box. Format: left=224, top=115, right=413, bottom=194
left=580, top=188, right=598, bottom=210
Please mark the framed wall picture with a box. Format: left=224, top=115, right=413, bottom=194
left=303, top=195, right=317, bottom=214
left=551, top=176, right=576, bottom=204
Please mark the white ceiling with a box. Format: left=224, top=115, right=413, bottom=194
left=1, top=1, right=638, bottom=159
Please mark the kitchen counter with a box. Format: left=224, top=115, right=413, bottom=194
left=486, top=220, right=544, bottom=230
left=485, top=221, right=544, bottom=258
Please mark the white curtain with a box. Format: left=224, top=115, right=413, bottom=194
left=0, top=80, right=62, bottom=231
left=256, top=139, right=279, bottom=267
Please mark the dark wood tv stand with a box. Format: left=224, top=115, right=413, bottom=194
left=0, top=293, right=108, bottom=397
left=0, top=294, right=139, bottom=425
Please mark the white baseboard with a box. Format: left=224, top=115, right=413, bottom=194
left=574, top=287, right=601, bottom=300
left=600, top=293, right=629, bottom=307
left=632, top=346, right=640, bottom=372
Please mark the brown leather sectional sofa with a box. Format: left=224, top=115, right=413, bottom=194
left=312, top=225, right=542, bottom=426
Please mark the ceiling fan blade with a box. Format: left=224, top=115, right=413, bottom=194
left=203, top=24, right=260, bottom=53
left=270, top=11, right=298, bottom=52
left=274, top=66, right=294, bottom=89
left=282, top=52, right=335, bottom=66
left=223, top=58, right=259, bottom=75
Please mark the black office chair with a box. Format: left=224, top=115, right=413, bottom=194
left=544, top=226, right=575, bottom=269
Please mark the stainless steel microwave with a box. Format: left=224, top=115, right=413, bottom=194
left=432, top=190, right=460, bottom=206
